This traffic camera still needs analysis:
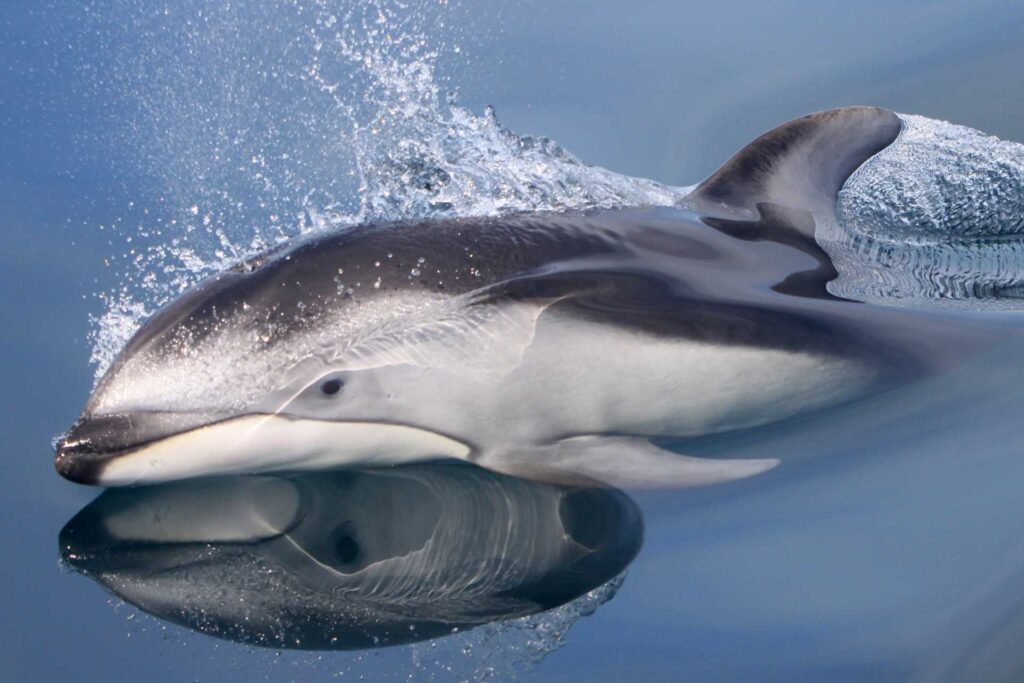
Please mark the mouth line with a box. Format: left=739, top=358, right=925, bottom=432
left=56, top=441, right=145, bottom=486
left=55, top=414, right=257, bottom=485
left=55, top=414, right=473, bottom=486
left=62, top=414, right=246, bottom=457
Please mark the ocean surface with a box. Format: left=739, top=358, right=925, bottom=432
left=4, top=1, right=1024, bottom=680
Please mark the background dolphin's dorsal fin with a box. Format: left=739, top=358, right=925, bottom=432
left=685, top=106, right=902, bottom=234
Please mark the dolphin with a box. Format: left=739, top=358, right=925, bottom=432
left=59, top=463, right=642, bottom=649
left=55, top=106, right=998, bottom=487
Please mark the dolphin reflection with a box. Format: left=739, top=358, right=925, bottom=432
left=59, top=463, right=643, bottom=650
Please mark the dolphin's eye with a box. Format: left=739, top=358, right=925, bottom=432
left=320, top=378, right=344, bottom=395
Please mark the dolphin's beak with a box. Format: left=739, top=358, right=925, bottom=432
left=56, top=415, right=135, bottom=485
left=55, top=412, right=225, bottom=485
left=56, top=412, right=471, bottom=487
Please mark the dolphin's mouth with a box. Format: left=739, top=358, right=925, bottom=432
left=55, top=413, right=472, bottom=487
left=55, top=411, right=238, bottom=485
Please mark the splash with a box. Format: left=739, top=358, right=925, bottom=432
left=82, top=1, right=1024, bottom=369
left=84, top=0, right=685, bottom=377
left=833, top=114, right=1024, bottom=306
left=841, top=115, right=1024, bottom=240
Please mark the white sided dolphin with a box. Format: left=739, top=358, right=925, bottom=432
left=55, top=107, right=996, bottom=487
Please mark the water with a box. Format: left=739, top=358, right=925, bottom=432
left=5, top=0, right=1024, bottom=680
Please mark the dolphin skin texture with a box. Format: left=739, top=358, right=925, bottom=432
left=56, top=107, right=988, bottom=489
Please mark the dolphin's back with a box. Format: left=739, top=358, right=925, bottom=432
left=110, top=216, right=618, bottom=364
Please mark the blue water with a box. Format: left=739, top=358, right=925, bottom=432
left=5, top=1, right=1024, bottom=680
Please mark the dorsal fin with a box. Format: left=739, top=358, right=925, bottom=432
left=686, top=107, right=902, bottom=233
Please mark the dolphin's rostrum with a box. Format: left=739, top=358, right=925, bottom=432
left=56, top=107, right=985, bottom=488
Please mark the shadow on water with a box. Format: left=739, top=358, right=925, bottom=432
left=58, top=462, right=643, bottom=651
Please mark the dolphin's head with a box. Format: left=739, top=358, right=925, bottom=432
left=56, top=227, right=477, bottom=486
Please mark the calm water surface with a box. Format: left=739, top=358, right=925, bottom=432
left=3, top=1, right=1024, bottom=680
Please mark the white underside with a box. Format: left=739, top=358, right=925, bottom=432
left=98, top=415, right=470, bottom=486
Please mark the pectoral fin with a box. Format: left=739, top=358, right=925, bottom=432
left=479, top=436, right=779, bottom=489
